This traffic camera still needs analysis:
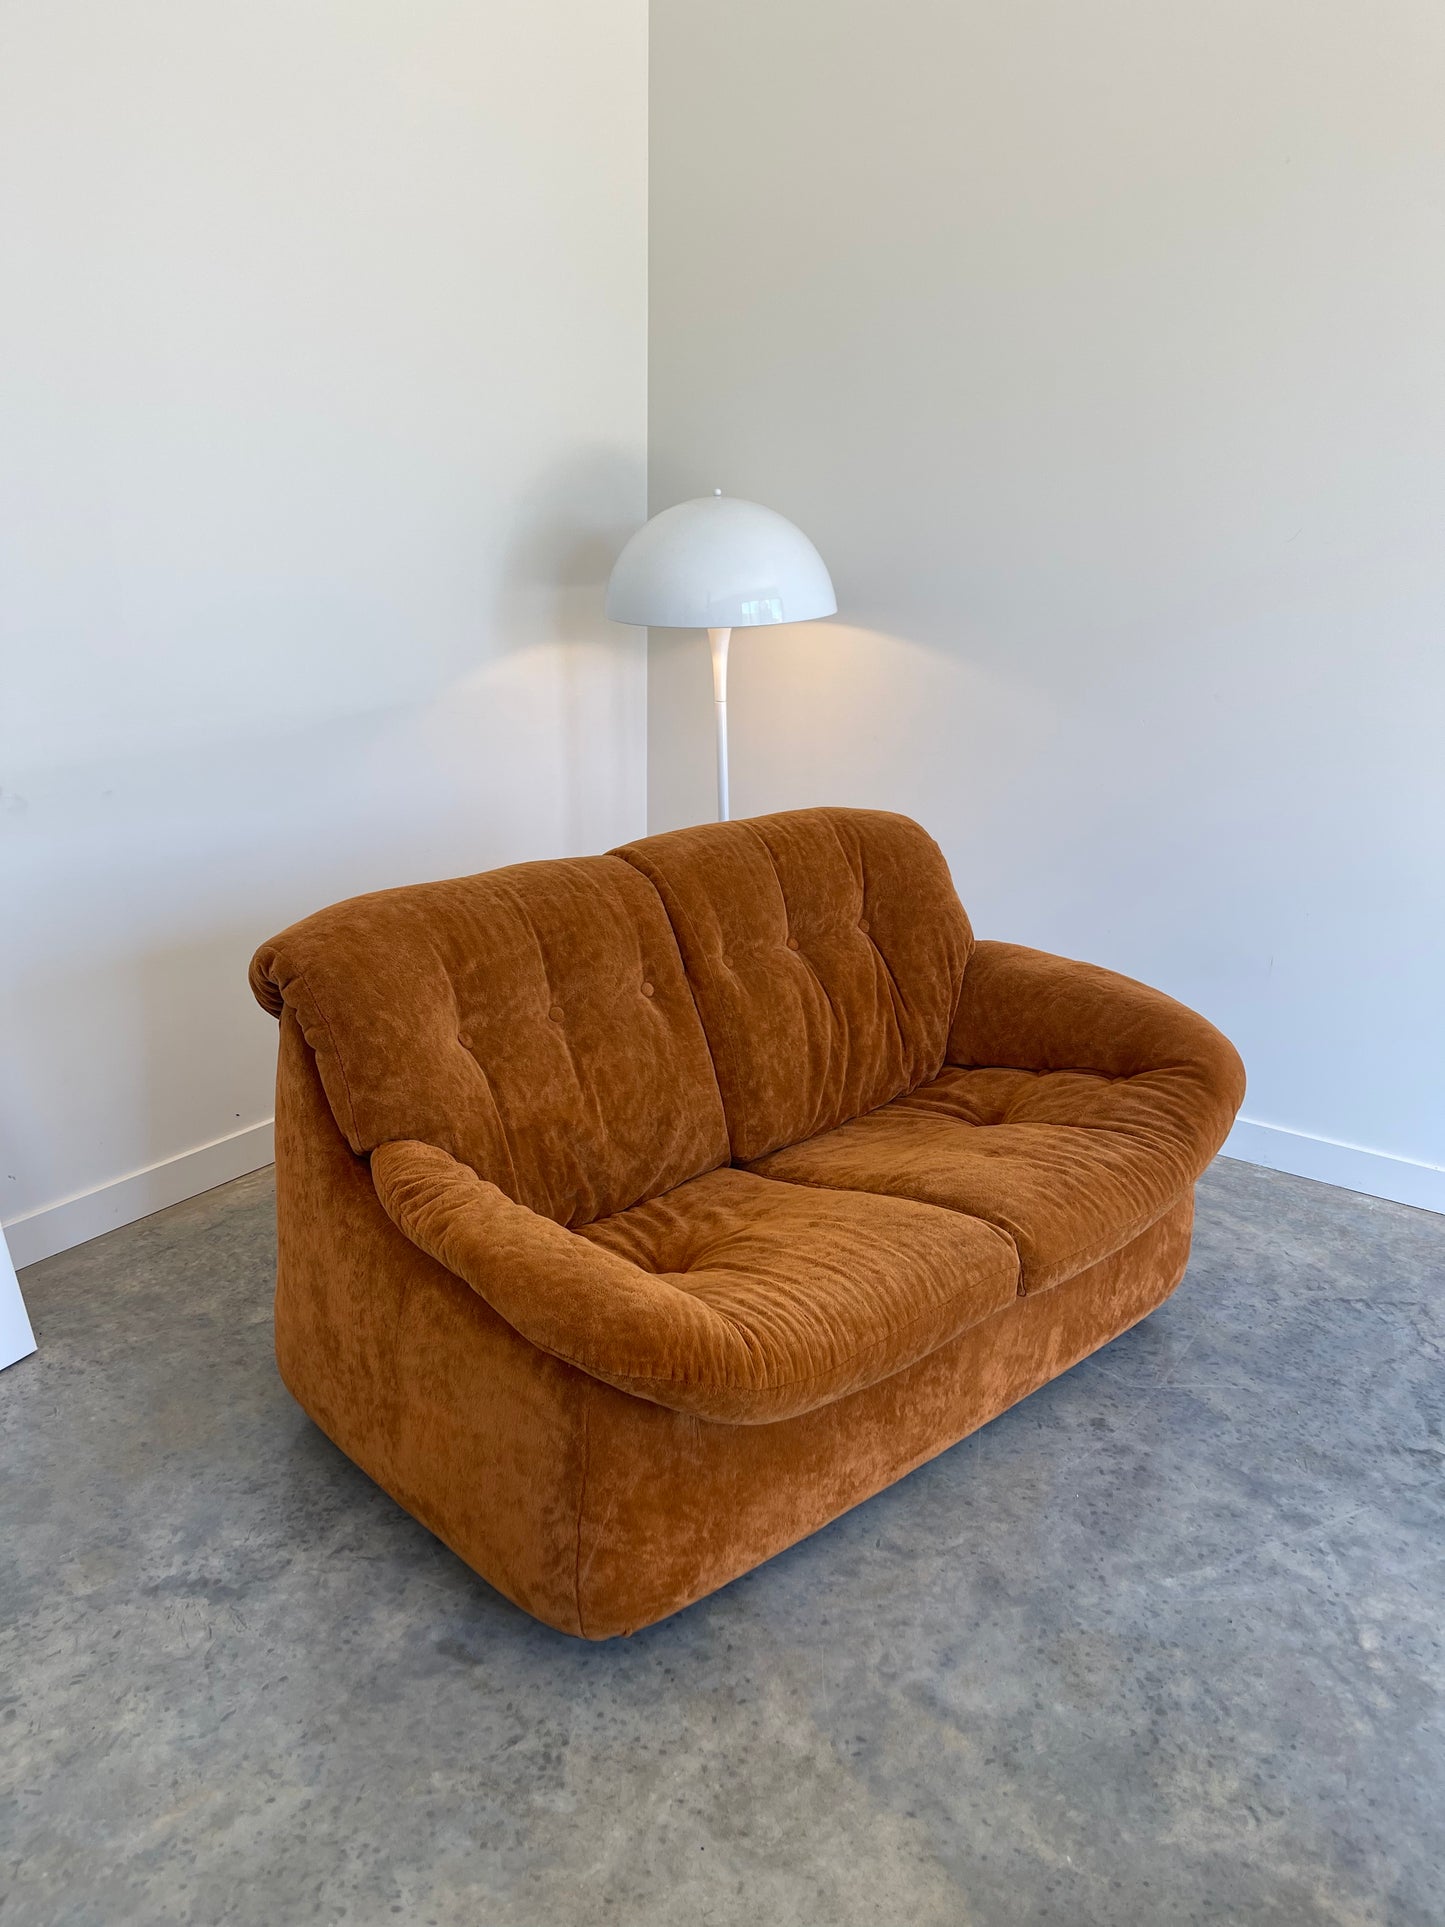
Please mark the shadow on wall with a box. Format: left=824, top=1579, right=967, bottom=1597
left=496, top=445, right=645, bottom=644
left=478, top=444, right=648, bottom=853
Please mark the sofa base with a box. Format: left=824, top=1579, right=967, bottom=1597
left=272, top=1011, right=1195, bottom=1639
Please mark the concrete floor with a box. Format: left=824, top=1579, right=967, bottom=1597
left=1, top=1160, right=1441, bottom=1927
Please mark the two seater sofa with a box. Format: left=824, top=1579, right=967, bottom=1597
left=249, top=807, right=1245, bottom=1638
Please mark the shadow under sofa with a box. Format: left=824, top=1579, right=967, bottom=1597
left=249, top=807, right=1244, bottom=1638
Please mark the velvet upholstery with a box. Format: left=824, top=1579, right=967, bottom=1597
left=613, top=809, right=973, bottom=1160
left=749, top=942, right=1246, bottom=1293
left=273, top=1006, right=1195, bottom=1638
left=250, top=808, right=1246, bottom=1637
left=375, top=1143, right=1017, bottom=1423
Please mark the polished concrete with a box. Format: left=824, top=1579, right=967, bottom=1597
left=2, top=1158, right=1441, bottom=1926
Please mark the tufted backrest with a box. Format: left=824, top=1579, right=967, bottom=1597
left=613, top=809, right=974, bottom=1160
left=249, top=856, right=729, bottom=1229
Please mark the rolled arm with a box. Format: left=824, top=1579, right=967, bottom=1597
left=949, top=941, right=1246, bottom=1175
left=372, top=1140, right=925, bottom=1425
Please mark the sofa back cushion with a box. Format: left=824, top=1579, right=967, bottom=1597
left=613, top=809, right=973, bottom=1160
left=249, top=855, right=729, bottom=1228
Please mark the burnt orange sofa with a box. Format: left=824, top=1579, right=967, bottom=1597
left=249, top=808, right=1244, bottom=1638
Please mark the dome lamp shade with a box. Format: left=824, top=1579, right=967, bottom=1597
left=605, top=493, right=836, bottom=630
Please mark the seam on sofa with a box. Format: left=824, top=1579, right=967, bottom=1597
left=615, top=844, right=752, bottom=1156
left=291, top=966, right=364, bottom=1150
left=700, top=828, right=772, bottom=1146
left=629, top=861, right=734, bottom=1168
left=547, top=1255, right=1020, bottom=1404
left=947, top=1059, right=1209, bottom=1084
left=943, top=1056, right=1131, bottom=1081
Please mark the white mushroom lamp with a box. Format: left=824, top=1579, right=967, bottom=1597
left=606, top=491, right=836, bottom=821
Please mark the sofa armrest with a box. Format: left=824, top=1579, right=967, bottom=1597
left=948, top=940, right=1246, bottom=1174
left=374, top=1139, right=993, bottom=1425
left=373, top=1140, right=744, bottom=1419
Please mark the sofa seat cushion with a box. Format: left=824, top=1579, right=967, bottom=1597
left=745, top=1063, right=1210, bottom=1294
left=374, top=1143, right=1019, bottom=1424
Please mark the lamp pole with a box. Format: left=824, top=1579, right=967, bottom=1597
left=708, top=627, right=731, bottom=821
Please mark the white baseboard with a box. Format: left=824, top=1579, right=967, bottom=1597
left=1224, top=1115, right=1444, bottom=1215
left=2, top=1120, right=276, bottom=1271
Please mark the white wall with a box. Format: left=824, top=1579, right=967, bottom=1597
left=0, top=0, right=648, bottom=1264
left=649, top=0, right=1445, bottom=1210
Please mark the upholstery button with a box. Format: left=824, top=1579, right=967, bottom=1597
left=786, top=937, right=800, bottom=951
left=858, top=918, right=870, bottom=933
left=549, top=1005, right=564, bottom=1022
left=458, top=1033, right=472, bottom=1049
left=641, top=981, right=655, bottom=997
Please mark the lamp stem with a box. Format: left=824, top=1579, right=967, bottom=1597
left=708, top=627, right=731, bottom=822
